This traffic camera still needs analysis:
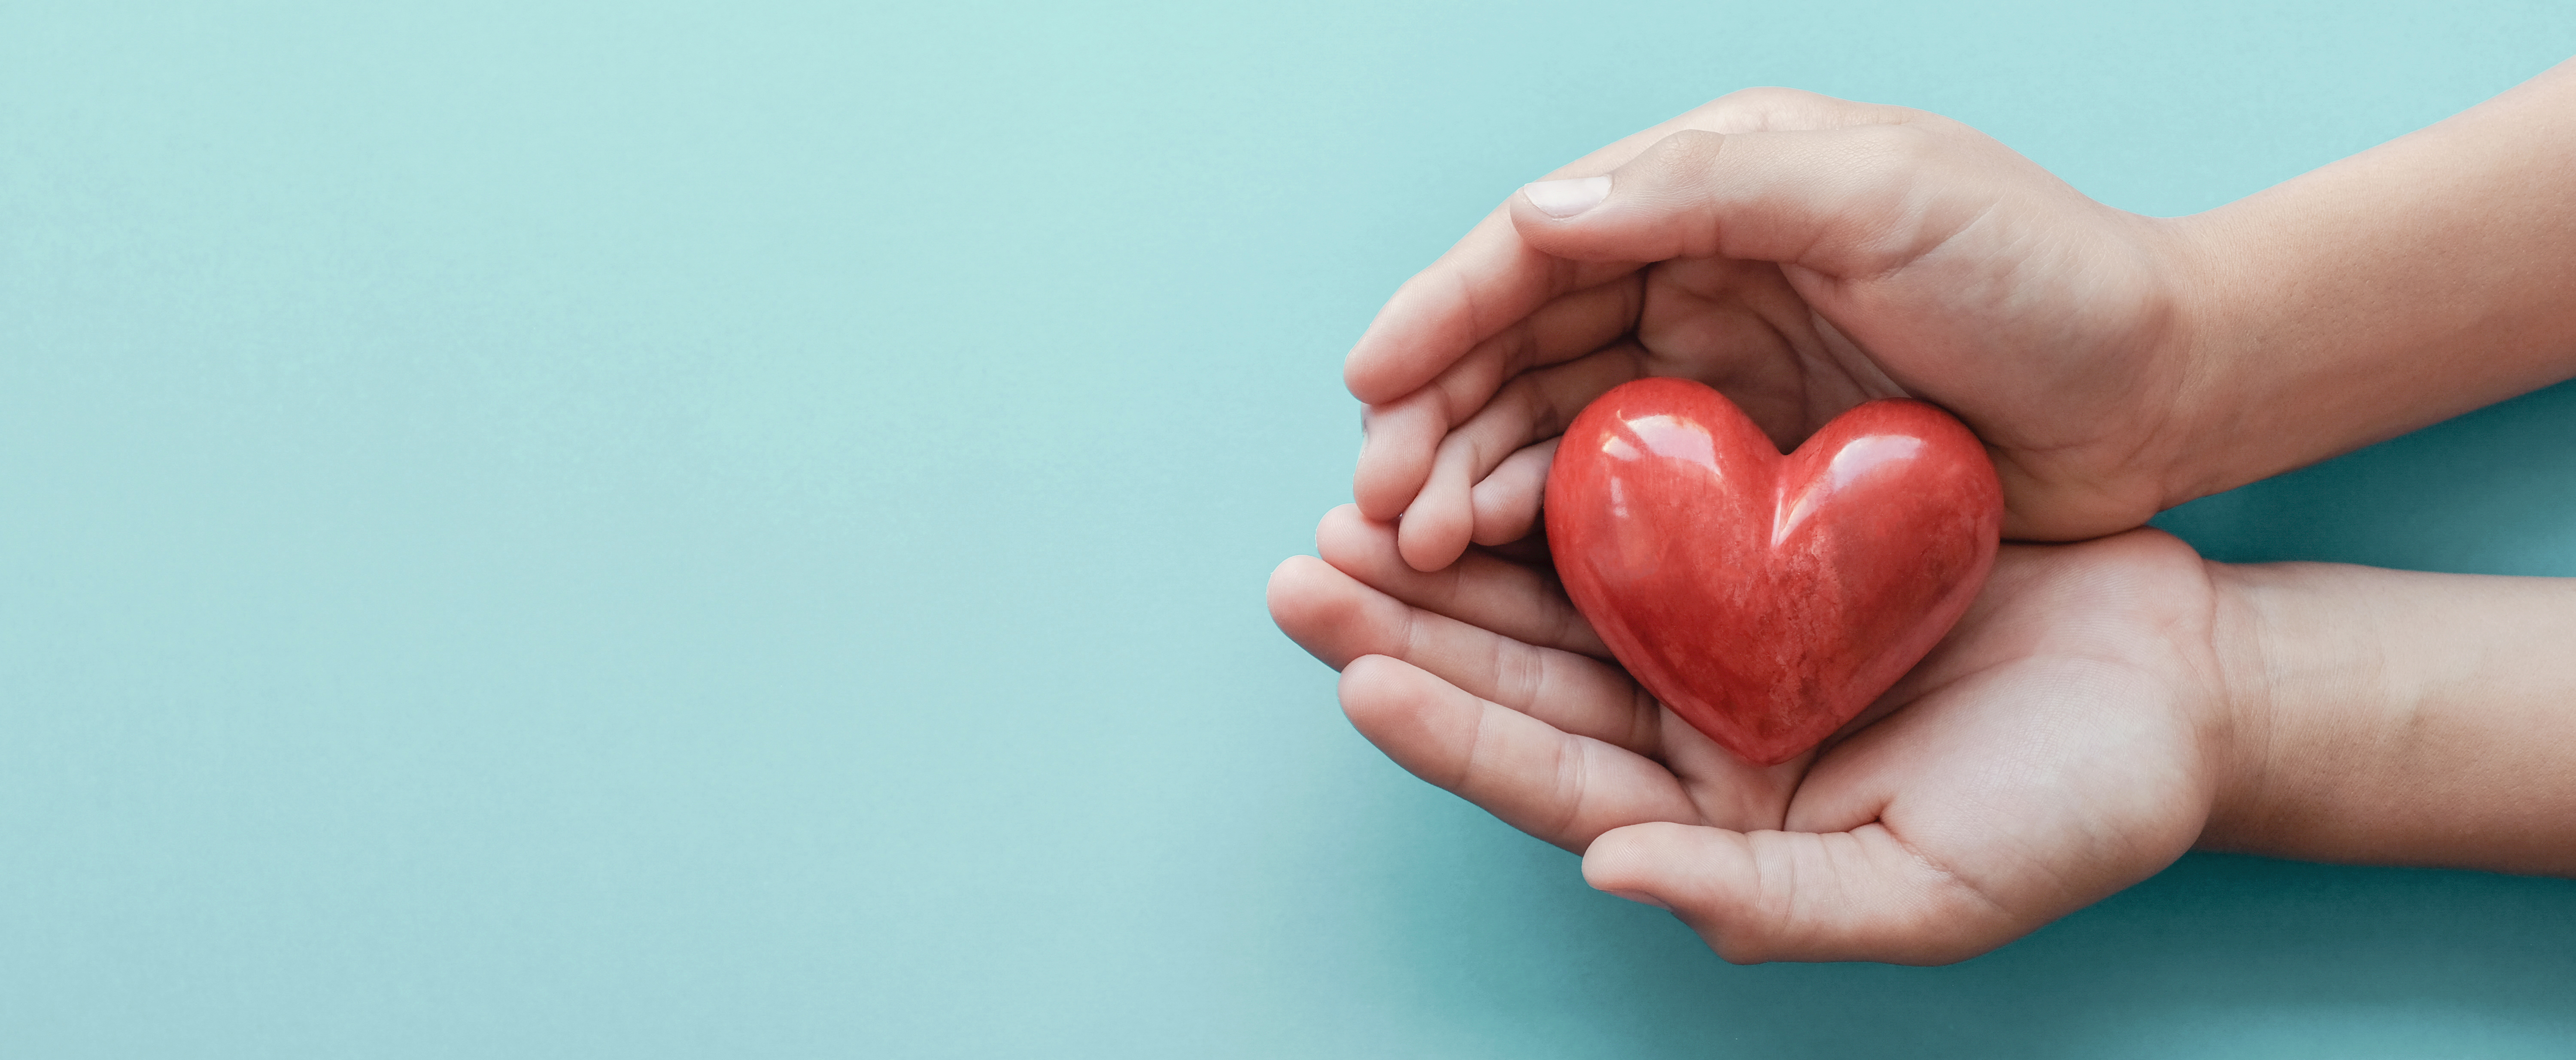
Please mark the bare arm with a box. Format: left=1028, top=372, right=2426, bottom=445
left=2206, top=562, right=2576, bottom=875
left=1343, top=58, right=2576, bottom=562
left=2172, top=59, right=2576, bottom=505
left=1289, top=59, right=2576, bottom=964
left=1272, top=512, right=2576, bottom=963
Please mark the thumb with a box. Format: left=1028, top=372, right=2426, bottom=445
left=1581, top=821, right=2023, bottom=965
left=1510, top=124, right=1977, bottom=279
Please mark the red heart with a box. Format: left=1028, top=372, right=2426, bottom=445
left=1544, top=379, right=2003, bottom=766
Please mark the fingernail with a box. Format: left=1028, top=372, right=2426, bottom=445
left=1522, top=176, right=1611, bottom=218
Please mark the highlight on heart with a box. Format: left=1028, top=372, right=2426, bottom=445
left=1543, top=379, right=2001, bottom=766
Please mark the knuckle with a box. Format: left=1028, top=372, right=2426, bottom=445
left=1698, top=86, right=1815, bottom=124
left=1443, top=700, right=1488, bottom=792
left=1697, top=87, right=1884, bottom=133
left=1507, top=643, right=1547, bottom=707
left=1637, top=128, right=1727, bottom=176
left=1850, top=121, right=1944, bottom=168
left=1549, top=742, right=1589, bottom=839
left=1716, top=85, right=1813, bottom=107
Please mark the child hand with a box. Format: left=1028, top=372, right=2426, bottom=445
left=1353, top=61, right=2576, bottom=574
left=1268, top=507, right=2233, bottom=963
left=1347, top=89, right=2211, bottom=570
left=1294, top=61, right=2576, bottom=962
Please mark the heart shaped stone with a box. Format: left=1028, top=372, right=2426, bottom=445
left=1544, top=378, right=2003, bottom=766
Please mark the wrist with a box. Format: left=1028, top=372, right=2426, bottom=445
left=2194, top=557, right=2287, bottom=854
left=2149, top=61, right=2576, bottom=516
left=2184, top=561, right=2576, bottom=874
left=2148, top=210, right=2267, bottom=514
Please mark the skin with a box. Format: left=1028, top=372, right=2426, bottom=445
left=1348, top=61, right=2576, bottom=569
left=1267, top=511, right=2576, bottom=964
left=1282, top=57, right=2576, bottom=963
left=2204, top=565, right=2576, bottom=876
left=1272, top=509, right=2229, bottom=964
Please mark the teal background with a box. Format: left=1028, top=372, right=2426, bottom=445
left=6, top=1, right=2575, bottom=1055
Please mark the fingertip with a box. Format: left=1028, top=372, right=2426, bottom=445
left=1267, top=555, right=1401, bottom=671
left=1344, top=342, right=1407, bottom=407
left=1352, top=485, right=1410, bottom=524
left=1265, top=554, right=1314, bottom=601
left=1396, top=501, right=1471, bottom=573
left=1314, top=503, right=1390, bottom=572
left=1470, top=441, right=1556, bottom=547
left=1506, top=179, right=1641, bottom=262
left=1336, top=655, right=1494, bottom=798
left=1336, top=653, right=1428, bottom=730
left=1519, top=175, right=1612, bottom=220
left=1343, top=208, right=1520, bottom=404
left=1341, top=291, right=1398, bottom=400
left=1353, top=399, right=1443, bottom=521
left=1336, top=651, right=1404, bottom=687
left=1344, top=277, right=1454, bottom=406
left=1343, top=348, right=1388, bottom=406
left=1342, top=309, right=1408, bottom=405
left=1317, top=500, right=1368, bottom=532
left=1468, top=516, right=1528, bottom=549
left=1398, top=432, right=1480, bottom=572
left=1583, top=821, right=1701, bottom=883
left=1583, top=839, right=1693, bottom=921
left=1505, top=192, right=1581, bottom=246
left=1264, top=554, right=1339, bottom=643
left=1583, top=823, right=1770, bottom=962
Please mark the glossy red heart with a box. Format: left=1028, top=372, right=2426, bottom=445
left=1544, top=378, right=2003, bottom=766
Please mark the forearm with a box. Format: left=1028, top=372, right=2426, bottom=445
left=2202, top=561, right=2576, bottom=875
left=2168, top=57, right=2576, bottom=505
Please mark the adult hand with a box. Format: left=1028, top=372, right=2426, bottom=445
left=1348, top=89, right=2212, bottom=570
left=1266, top=506, right=2236, bottom=963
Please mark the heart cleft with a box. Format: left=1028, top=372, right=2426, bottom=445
left=1543, top=378, right=2004, bottom=766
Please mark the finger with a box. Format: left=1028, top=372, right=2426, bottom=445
left=1510, top=121, right=1981, bottom=279
left=1353, top=388, right=1448, bottom=521
left=1271, top=548, right=1652, bottom=754
left=1342, top=211, right=1633, bottom=408
left=1314, top=503, right=1607, bottom=659
left=1341, top=655, right=1701, bottom=851
left=1352, top=277, right=1642, bottom=521
left=1471, top=439, right=1555, bottom=547
left=1582, top=821, right=2025, bottom=965
left=1344, top=88, right=1912, bottom=406
left=1399, top=342, right=1645, bottom=570
left=1310, top=512, right=1811, bottom=836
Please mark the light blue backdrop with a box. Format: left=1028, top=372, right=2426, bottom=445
left=6, top=1, right=2575, bottom=1056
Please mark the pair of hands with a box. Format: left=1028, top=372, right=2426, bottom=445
left=1269, top=89, right=2254, bottom=963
